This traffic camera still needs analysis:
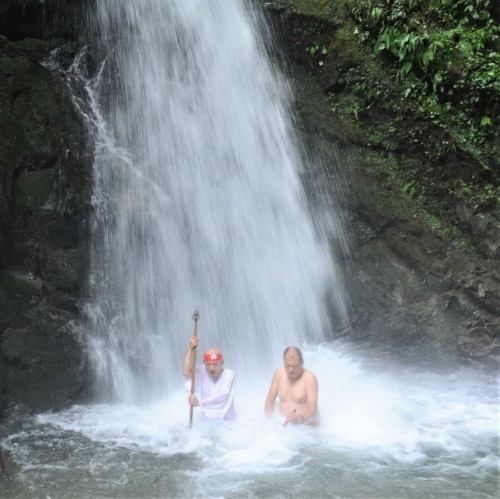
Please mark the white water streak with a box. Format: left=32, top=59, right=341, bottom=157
left=83, top=0, right=348, bottom=402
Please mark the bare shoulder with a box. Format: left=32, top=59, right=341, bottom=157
left=304, top=369, right=318, bottom=382
left=273, top=367, right=286, bottom=380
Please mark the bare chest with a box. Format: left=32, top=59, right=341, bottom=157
left=278, top=379, right=308, bottom=404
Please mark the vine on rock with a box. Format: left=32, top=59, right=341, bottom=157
left=347, top=0, right=499, bottom=171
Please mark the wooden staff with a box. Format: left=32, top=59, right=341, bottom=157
left=189, top=309, right=199, bottom=428
left=0, top=445, right=5, bottom=472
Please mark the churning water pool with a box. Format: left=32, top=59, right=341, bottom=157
left=1, top=344, right=498, bottom=498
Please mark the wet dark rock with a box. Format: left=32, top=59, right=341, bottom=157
left=0, top=0, right=88, bottom=42
left=2, top=317, right=85, bottom=411
left=485, top=323, right=500, bottom=338
left=0, top=29, right=90, bottom=416
left=458, top=327, right=499, bottom=358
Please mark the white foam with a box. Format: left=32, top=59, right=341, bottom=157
left=29, top=344, right=497, bottom=475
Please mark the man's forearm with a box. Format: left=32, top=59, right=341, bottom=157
left=264, top=399, right=275, bottom=417
left=182, top=348, right=193, bottom=377
left=300, top=405, right=317, bottom=422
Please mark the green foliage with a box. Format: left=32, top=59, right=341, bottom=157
left=306, top=44, right=329, bottom=65
left=346, top=0, right=499, bottom=165
left=355, top=221, right=377, bottom=242
left=287, top=0, right=344, bottom=20
left=453, top=179, right=500, bottom=208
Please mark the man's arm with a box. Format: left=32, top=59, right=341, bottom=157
left=264, top=369, right=280, bottom=418
left=182, top=336, right=198, bottom=378
left=301, top=372, right=318, bottom=422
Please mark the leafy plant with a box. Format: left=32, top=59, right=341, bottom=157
left=346, top=0, right=498, bottom=165
left=306, top=44, right=329, bottom=66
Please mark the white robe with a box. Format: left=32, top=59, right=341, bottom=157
left=187, top=366, right=236, bottom=421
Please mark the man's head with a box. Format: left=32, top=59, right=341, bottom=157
left=203, top=348, right=224, bottom=380
left=283, top=346, right=304, bottom=380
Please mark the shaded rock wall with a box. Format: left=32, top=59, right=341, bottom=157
left=0, top=37, right=90, bottom=416
left=0, top=0, right=86, bottom=42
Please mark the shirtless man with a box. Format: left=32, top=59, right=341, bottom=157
left=183, top=336, right=236, bottom=421
left=265, top=346, right=319, bottom=426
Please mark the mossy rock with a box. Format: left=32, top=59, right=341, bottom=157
left=0, top=271, right=42, bottom=329
left=282, top=0, right=348, bottom=22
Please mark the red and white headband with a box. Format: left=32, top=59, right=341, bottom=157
left=204, top=353, right=223, bottom=362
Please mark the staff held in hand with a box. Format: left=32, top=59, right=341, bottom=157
left=182, top=312, right=236, bottom=425
left=188, top=309, right=199, bottom=428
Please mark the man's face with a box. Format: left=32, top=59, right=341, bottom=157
left=204, top=360, right=224, bottom=379
left=284, top=353, right=303, bottom=380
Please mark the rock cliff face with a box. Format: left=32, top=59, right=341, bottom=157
left=262, top=1, right=499, bottom=365
left=0, top=36, right=90, bottom=416
left=0, top=0, right=498, bottom=416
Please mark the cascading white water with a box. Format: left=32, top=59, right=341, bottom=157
left=85, top=0, right=349, bottom=402
left=2, top=4, right=497, bottom=497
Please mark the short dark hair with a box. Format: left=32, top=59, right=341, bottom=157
left=283, top=346, right=303, bottom=362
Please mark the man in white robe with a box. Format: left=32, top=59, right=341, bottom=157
left=183, top=336, right=236, bottom=421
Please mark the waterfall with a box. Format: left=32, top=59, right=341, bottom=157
left=85, top=0, right=348, bottom=403
left=2, top=6, right=496, bottom=496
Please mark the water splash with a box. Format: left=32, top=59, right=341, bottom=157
left=2, top=345, right=497, bottom=498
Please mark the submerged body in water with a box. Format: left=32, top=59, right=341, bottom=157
left=183, top=335, right=236, bottom=422
left=265, top=346, right=320, bottom=426
left=0, top=344, right=498, bottom=498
